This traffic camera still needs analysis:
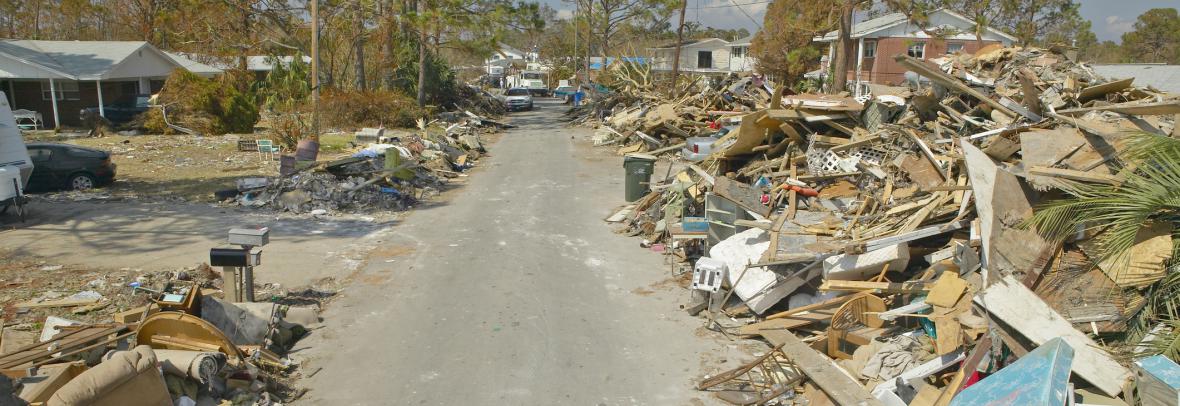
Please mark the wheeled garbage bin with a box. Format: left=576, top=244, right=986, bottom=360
left=623, top=153, right=657, bottom=202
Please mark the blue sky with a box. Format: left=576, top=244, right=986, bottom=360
left=542, top=0, right=1177, bottom=43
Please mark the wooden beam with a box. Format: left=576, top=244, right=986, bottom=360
left=894, top=55, right=1018, bottom=117
left=819, top=280, right=931, bottom=294
left=1057, top=100, right=1180, bottom=117
left=975, top=275, right=1131, bottom=396
left=757, top=330, right=885, bottom=406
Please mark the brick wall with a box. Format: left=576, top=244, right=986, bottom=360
left=6, top=80, right=138, bottom=128
left=835, top=37, right=1002, bottom=86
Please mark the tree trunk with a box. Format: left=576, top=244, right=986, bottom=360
left=670, top=0, right=687, bottom=95
left=829, top=1, right=853, bottom=95
left=354, top=1, right=367, bottom=91
left=416, top=0, right=427, bottom=107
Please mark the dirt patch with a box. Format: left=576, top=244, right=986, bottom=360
left=366, top=244, right=416, bottom=260
left=631, top=287, right=656, bottom=296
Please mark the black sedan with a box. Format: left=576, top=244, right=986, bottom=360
left=25, top=143, right=116, bottom=191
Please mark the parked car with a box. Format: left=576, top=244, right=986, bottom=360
left=24, top=143, right=116, bottom=191
left=553, top=85, right=577, bottom=102
left=79, top=94, right=151, bottom=125
left=503, top=88, right=534, bottom=111
left=682, top=126, right=735, bottom=162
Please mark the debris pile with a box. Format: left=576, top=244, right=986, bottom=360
left=227, top=113, right=499, bottom=214
left=597, top=46, right=1180, bottom=405
left=0, top=259, right=325, bottom=405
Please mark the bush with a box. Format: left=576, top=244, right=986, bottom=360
left=319, top=89, right=428, bottom=130
left=144, top=69, right=259, bottom=135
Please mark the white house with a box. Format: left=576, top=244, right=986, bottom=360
left=649, top=37, right=758, bottom=75
left=728, top=34, right=756, bottom=73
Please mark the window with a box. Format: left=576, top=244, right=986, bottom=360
left=863, top=41, right=877, bottom=58
left=907, top=42, right=926, bottom=59
left=697, top=50, right=713, bottom=69
left=731, top=46, right=744, bottom=58
left=41, top=80, right=80, bottom=101
left=946, top=42, right=964, bottom=54
left=28, top=148, right=52, bottom=162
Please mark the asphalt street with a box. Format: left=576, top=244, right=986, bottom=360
left=298, top=99, right=727, bottom=405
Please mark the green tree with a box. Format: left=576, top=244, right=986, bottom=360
left=1121, top=8, right=1180, bottom=64
left=994, top=0, right=1084, bottom=46
left=751, top=0, right=835, bottom=84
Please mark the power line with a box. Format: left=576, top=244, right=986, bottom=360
left=694, top=0, right=771, bottom=9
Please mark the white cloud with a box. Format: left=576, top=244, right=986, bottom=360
left=1103, top=15, right=1135, bottom=37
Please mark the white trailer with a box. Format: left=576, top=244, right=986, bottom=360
left=0, top=91, right=32, bottom=220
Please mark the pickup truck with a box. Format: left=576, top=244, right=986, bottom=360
left=79, top=95, right=151, bottom=124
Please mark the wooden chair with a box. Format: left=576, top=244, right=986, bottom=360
left=826, top=293, right=887, bottom=359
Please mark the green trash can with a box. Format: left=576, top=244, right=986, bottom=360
left=623, top=153, right=657, bottom=202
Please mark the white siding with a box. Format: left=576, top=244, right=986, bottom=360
left=871, top=11, right=1015, bottom=45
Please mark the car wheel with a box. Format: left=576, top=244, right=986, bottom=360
left=68, top=173, right=96, bottom=191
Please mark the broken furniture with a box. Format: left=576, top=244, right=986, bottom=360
left=47, top=345, right=172, bottom=406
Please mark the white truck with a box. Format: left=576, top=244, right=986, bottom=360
left=0, top=91, right=32, bottom=218
left=516, top=70, right=549, bottom=97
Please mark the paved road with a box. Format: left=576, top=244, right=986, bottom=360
left=298, top=99, right=726, bottom=404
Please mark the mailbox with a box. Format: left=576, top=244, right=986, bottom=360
left=209, top=247, right=261, bottom=267
left=228, top=227, right=269, bottom=247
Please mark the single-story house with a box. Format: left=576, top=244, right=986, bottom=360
left=650, top=38, right=753, bottom=75
left=0, top=40, right=220, bottom=128
left=815, top=9, right=1016, bottom=93
left=1090, top=64, right=1180, bottom=94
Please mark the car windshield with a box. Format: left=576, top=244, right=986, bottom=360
left=506, top=89, right=530, bottom=96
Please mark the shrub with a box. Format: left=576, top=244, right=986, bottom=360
left=319, top=89, right=428, bottom=130
left=144, top=69, right=259, bottom=135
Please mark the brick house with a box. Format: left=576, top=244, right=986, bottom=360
left=815, top=9, right=1016, bottom=94
left=0, top=40, right=219, bottom=129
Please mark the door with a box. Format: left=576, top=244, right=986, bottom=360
left=26, top=146, right=57, bottom=190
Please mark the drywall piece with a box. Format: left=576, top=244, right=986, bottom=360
left=975, top=275, right=1131, bottom=396
left=962, top=141, right=1052, bottom=279
left=823, top=243, right=910, bottom=281
left=710, top=228, right=794, bottom=314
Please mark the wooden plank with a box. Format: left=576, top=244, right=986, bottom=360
left=738, top=309, right=835, bottom=336
left=819, top=280, right=931, bottom=294
left=765, top=293, right=857, bottom=321
left=15, top=297, right=100, bottom=309
left=758, top=330, right=885, bottom=406
left=1057, top=100, right=1180, bottom=117
left=975, top=275, right=1131, bottom=396
left=1027, top=166, right=1122, bottom=185
left=894, top=55, right=1017, bottom=117
left=1078, top=78, right=1133, bottom=102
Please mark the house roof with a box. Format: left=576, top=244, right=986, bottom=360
left=730, top=34, right=756, bottom=46
left=0, top=40, right=200, bottom=80
left=164, top=52, right=223, bottom=77
left=816, top=9, right=1017, bottom=43
left=244, top=55, right=311, bottom=72
left=650, top=38, right=728, bottom=50
left=1091, top=64, right=1180, bottom=94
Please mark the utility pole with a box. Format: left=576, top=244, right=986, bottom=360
left=311, top=0, right=320, bottom=138
left=670, top=0, right=687, bottom=96
left=416, top=0, right=427, bottom=107
left=568, top=0, right=573, bottom=85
